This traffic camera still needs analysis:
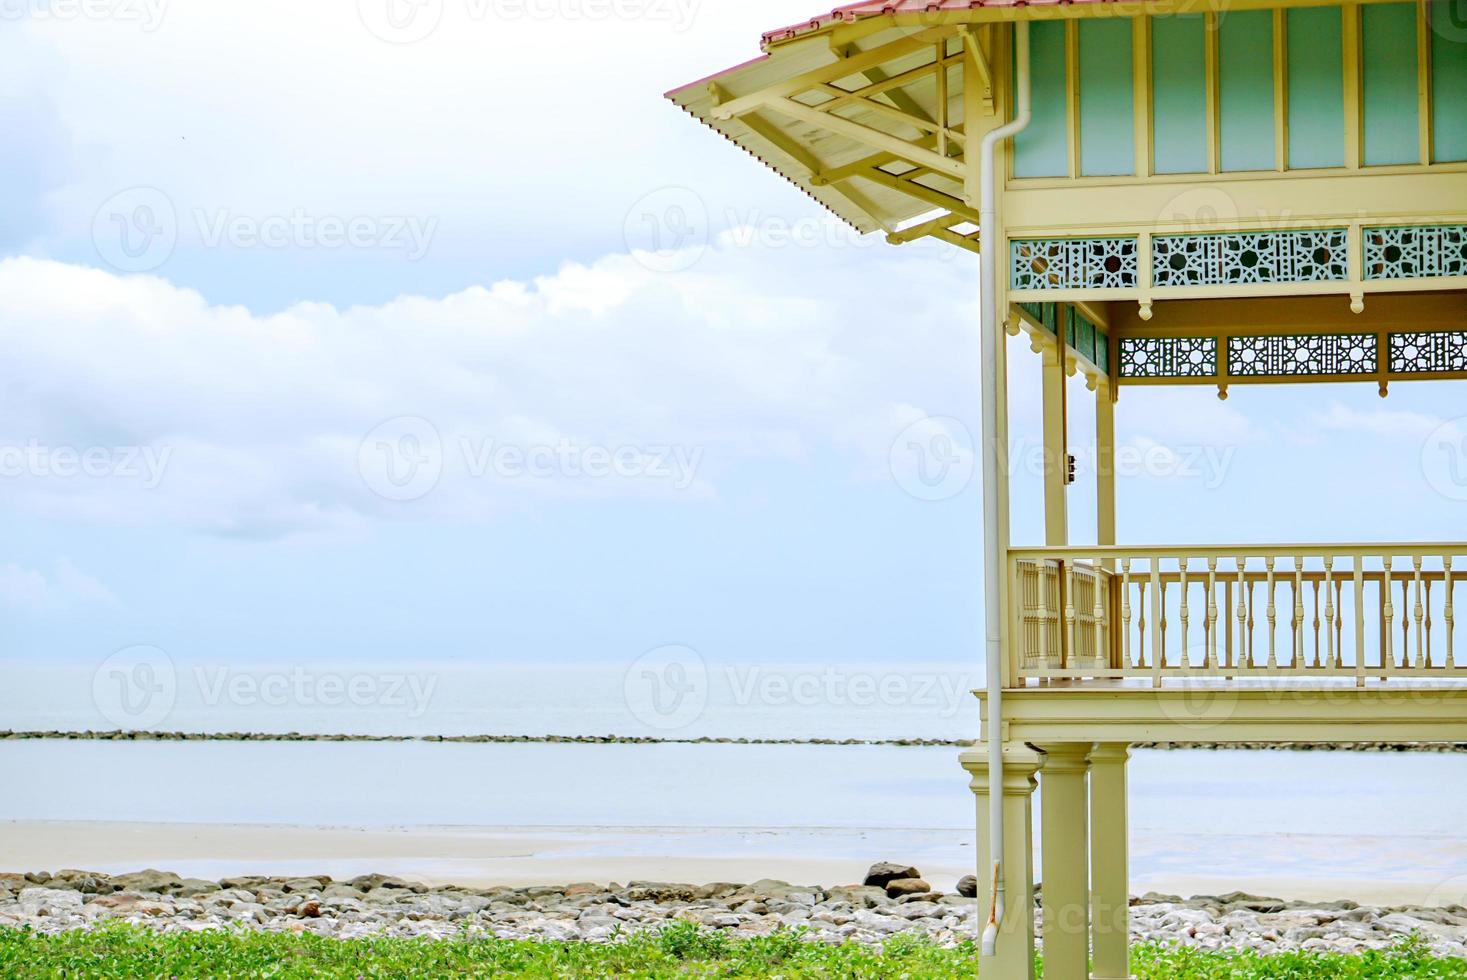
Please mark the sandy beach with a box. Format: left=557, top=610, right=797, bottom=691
left=6, top=820, right=1465, bottom=909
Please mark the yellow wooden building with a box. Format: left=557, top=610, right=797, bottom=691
left=669, top=2, right=1467, bottom=976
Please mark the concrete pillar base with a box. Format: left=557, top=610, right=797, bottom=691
left=960, top=744, right=1045, bottom=980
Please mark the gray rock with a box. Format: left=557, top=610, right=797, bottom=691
left=884, top=878, right=931, bottom=898
left=863, top=863, right=920, bottom=889
left=956, top=875, right=978, bottom=898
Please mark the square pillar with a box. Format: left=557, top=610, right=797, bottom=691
left=1041, top=339, right=1069, bottom=547
left=1036, top=742, right=1093, bottom=980
left=1095, top=379, right=1116, bottom=548
left=1089, top=743, right=1131, bottom=980
left=961, top=744, right=1045, bottom=980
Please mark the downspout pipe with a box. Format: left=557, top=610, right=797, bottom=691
left=978, top=20, right=1031, bottom=960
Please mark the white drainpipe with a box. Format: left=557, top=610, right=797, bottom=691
left=978, top=20, right=1031, bottom=960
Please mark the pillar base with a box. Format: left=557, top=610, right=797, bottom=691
left=960, top=744, right=1045, bottom=980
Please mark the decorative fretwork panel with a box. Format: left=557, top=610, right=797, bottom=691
left=1118, top=337, right=1218, bottom=378
left=1015, top=558, right=1111, bottom=671
left=1389, top=331, right=1467, bottom=374
left=1153, top=230, right=1349, bottom=286
left=1365, top=226, right=1467, bottom=280
left=1016, top=302, right=1111, bottom=374
left=1011, top=238, right=1138, bottom=290
left=1227, top=334, right=1378, bottom=376
left=1066, top=306, right=1110, bottom=374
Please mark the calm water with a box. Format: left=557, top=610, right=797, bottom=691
left=3, top=740, right=1466, bottom=899
left=0, top=660, right=983, bottom=740
left=5, top=661, right=1466, bottom=900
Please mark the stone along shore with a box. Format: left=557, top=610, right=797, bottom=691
left=3, top=866, right=1466, bottom=958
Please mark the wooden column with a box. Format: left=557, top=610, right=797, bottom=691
left=1089, top=743, right=1131, bottom=980
left=1096, top=379, right=1116, bottom=548
left=1037, top=742, right=1093, bottom=980
left=1041, top=339, right=1069, bottom=547
left=962, top=744, right=1046, bottom=980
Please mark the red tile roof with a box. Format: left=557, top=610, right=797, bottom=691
left=762, top=0, right=1126, bottom=48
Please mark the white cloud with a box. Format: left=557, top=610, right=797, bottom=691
left=1310, top=402, right=1446, bottom=439
left=0, top=558, right=119, bottom=614
left=0, top=240, right=980, bottom=539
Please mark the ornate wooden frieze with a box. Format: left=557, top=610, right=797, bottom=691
left=1152, top=230, right=1349, bottom=287
left=1365, top=225, right=1467, bottom=280
left=1118, top=337, right=1217, bottom=378
left=1017, top=302, right=1111, bottom=374
left=1389, top=331, right=1467, bottom=374
left=1011, top=237, right=1138, bottom=290
left=1227, top=334, right=1377, bottom=376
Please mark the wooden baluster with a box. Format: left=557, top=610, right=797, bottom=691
left=1447, top=557, right=1456, bottom=671
left=1265, top=557, right=1278, bottom=670
left=1093, top=561, right=1106, bottom=674
left=1064, top=562, right=1078, bottom=672
left=1323, top=557, right=1336, bottom=670
left=1383, top=558, right=1395, bottom=677
left=1355, top=557, right=1367, bottom=688
left=1224, top=578, right=1234, bottom=672
left=1179, top=560, right=1190, bottom=672
left=1137, top=573, right=1148, bottom=669
left=1311, top=578, right=1321, bottom=669
left=1121, top=559, right=1133, bottom=670
left=1037, top=562, right=1051, bottom=673
left=1205, top=558, right=1218, bottom=671
left=1413, top=557, right=1425, bottom=670
left=1151, top=562, right=1163, bottom=687
left=1247, top=583, right=1256, bottom=667
left=1236, top=560, right=1248, bottom=669
left=1160, top=579, right=1169, bottom=669
left=1426, top=578, right=1434, bottom=669
left=1401, top=578, right=1411, bottom=670
left=1293, top=558, right=1305, bottom=670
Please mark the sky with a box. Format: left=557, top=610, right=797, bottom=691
left=2, top=0, right=1466, bottom=682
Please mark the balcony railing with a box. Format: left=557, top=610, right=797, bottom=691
left=1009, top=544, right=1467, bottom=687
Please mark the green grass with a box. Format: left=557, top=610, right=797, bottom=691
left=0, top=922, right=1463, bottom=978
